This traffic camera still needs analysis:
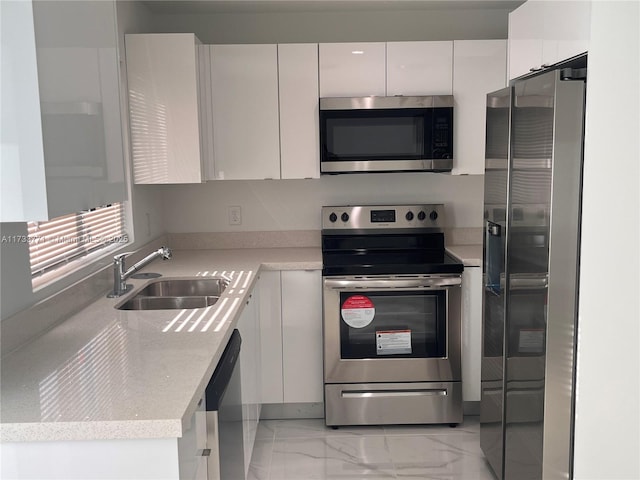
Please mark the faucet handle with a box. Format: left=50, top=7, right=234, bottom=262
left=114, top=251, right=135, bottom=262
left=160, top=246, right=172, bottom=260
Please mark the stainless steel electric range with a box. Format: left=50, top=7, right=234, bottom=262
left=321, top=204, right=464, bottom=427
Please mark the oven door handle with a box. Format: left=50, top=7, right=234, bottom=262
left=323, top=277, right=461, bottom=290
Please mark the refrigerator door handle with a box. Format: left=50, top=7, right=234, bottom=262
left=509, top=274, right=549, bottom=290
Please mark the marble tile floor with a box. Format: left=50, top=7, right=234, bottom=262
left=247, top=416, right=497, bottom=480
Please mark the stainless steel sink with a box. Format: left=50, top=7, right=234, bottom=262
left=116, top=278, right=228, bottom=310
left=118, top=295, right=220, bottom=310
left=134, top=279, right=228, bottom=297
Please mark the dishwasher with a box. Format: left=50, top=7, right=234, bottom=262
left=205, top=329, right=245, bottom=480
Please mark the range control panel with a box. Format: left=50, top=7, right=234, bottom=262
left=322, top=204, right=445, bottom=230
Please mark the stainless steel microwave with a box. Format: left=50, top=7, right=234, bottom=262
left=319, top=95, right=454, bottom=174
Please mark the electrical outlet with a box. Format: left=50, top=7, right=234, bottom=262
left=228, top=206, right=242, bottom=225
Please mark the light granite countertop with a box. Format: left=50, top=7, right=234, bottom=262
left=0, top=248, right=321, bottom=443
left=0, top=244, right=484, bottom=444
left=446, top=245, right=483, bottom=267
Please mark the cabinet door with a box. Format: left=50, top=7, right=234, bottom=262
left=508, top=0, right=544, bottom=80
left=452, top=40, right=507, bottom=175
left=319, top=42, right=386, bottom=97
left=237, top=286, right=260, bottom=477
left=36, top=1, right=127, bottom=215
left=387, top=41, right=453, bottom=96
left=2, top=0, right=127, bottom=221
left=126, top=33, right=203, bottom=184
left=281, top=270, right=323, bottom=404
left=0, top=0, right=48, bottom=221
left=211, top=44, right=280, bottom=180
left=198, top=45, right=216, bottom=182
left=278, top=44, right=320, bottom=179
left=542, top=0, right=591, bottom=67
left=259, top=271, right=283, bottom=403
left=178, top=395, right=208, bottom=480
left=462, top=267, right=482, bottom=402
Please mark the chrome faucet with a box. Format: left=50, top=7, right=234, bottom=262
left=108, top=246, right=172, bottom=298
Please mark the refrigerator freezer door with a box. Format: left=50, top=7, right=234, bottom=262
left=480, top=86, right=511, bottom=480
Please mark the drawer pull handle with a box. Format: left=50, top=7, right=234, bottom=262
left=201, top=448, right=211, bottom=457
left=342, top=389, right=447, bottom=398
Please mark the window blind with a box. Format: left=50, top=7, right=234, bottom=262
left=28, top=203, right=127, bottom=279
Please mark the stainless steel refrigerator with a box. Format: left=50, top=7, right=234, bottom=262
left=480, top=64, right=587, bottom=480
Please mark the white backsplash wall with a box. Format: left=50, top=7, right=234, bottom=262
left=161, top=174, right=484, bottom=233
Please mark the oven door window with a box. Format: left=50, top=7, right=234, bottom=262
left=339, top=290, right=446, bottom=359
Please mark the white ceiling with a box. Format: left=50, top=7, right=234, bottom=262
left=142, top=0, right=526, bottom=15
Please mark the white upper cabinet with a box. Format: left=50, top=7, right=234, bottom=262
left=452, top=40, right=507, bottom=175
left=210, top=44, right=281, bottom=180
left=126, top=33, right=206, bottom=184
left=278, top=44, right=320, bottom=179
left=1, top=0, right=48, bottom=222
left=319, top=41, right=454, bottom=98
left=387, top=41, right=453, bottom=95
left=508, top=0, right=544, bottom=80
left=509, top=0, right=591, bottom=80
left=198, top=45, right=215, bottom=183
left=542, top=0, right=591, bottom=66
left=319, top=42, right=386, bottom=97
left=2, top=0, right=126, bottom=221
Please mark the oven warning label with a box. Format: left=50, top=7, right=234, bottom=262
left=341, top=295, right=375, bottom=329
left=376, top=330, right=412, bottom=355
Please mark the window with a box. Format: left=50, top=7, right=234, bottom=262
left=28, top=203, right=128, bottom=287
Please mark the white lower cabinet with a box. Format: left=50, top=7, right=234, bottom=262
left=178, top=395, right=208, bottom=480
left=259, top=271, right=284, bottom=403
left=259, top=270, right=324, bottom=406
left=237, top=283, right=261, bottom=476
left=1, top=438, right=182, bottom=479
left=461, top=267, right=482, bottom=402
left=281, top=270, right=324, bottom=404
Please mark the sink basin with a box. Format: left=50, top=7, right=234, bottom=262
left=118, top=295, right=220, bottom=310
left=134, top=278, right=228, bottom=297
left=116, top=278, right=228, bottom=310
